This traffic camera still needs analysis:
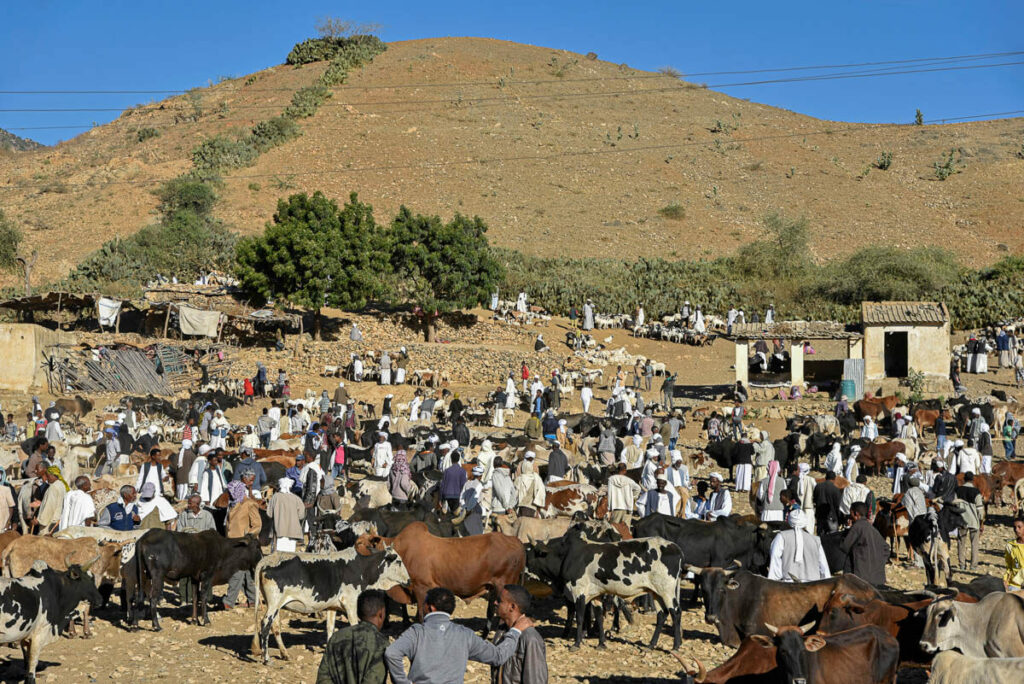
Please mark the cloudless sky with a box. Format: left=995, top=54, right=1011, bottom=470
left=1, top=0, right=1021, bottom=145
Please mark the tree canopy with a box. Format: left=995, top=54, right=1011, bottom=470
left=386, top=206, right=504, bottom=320
left=235, top=191, right=384, bottom=336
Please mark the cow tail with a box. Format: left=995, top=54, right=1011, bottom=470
left=253, top=558, right=264, bottom=639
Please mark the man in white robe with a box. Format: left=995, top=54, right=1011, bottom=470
left=59, top=477, right=97, bottom=530
left=767, top=509, right=830, bottom=582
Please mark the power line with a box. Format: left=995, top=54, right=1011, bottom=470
left=4, top=59, right=1023, bottom=114
left=2, top=49, right=1021, bottom=95
left=2, top=109, right=1018, bottom=192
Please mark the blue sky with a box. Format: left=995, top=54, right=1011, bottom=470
left=1, top=0, right=1021, bottom=145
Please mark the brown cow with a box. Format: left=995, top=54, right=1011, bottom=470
left=914, top=408, right=950, bottom=433
left=856, top=440, right=905, bottom=474
left=854, top=395, right=900, bottom=420
left=2, top=536, right=121, bottom=638
left=819, top=591, right=978, bottom=665
left=956, top=472, right=1001, bottom=506
left=993, top=462, right=1024, bottom=506
left=368, top=521, right=525, bottom=635
left=678, top=623, right=899, bottom=684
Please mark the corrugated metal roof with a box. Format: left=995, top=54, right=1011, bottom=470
left=861, top=301, right=949, bottom=326
left=729, top=320, right=863, bottom=340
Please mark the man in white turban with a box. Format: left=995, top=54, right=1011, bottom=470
left=767, top=509, right=830, bottom=582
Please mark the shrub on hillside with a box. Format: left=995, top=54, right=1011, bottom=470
left=286, top=35, right=386, bottom=65
left=249, top=116, right=301, bottom=151
left=284, top=85, right=331, bottom=119
left=192, top=135, right=258, bottom=173
left=0, top=209, right=22, bottom=272
left=135, top=127, right=160, bottom=143
left=154, top=176, right=219, bottom=216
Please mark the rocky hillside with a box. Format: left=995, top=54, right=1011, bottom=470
left=0, top=128, right=44, bottom=152
left=1, top=37, right=1023, bottom=287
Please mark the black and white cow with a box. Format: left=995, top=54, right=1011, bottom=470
left=253, top=547, right=409, bottom=663
left=525, top=533, right=683, bottom=649
left=0, top=561, right=102, bottom=683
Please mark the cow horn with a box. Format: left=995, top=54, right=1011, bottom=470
left=684, top=564, right=704, bottom=575
left=799, top=621, right=815, bottom=634
left=764, top=623, right=779, bottom=635
left=669, top=652, right=707, bottom=683
left=81, top=553, right=101, bottom=572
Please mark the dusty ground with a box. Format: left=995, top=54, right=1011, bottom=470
left=2, top=37, right=1024, bottom=288
left=1, top=311, right=1020, bottom=682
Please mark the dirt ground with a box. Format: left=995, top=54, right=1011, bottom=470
left=2, top=311, right=1020, bottom=683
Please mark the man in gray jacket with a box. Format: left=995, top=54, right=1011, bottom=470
left=491, top=584, right=548, bottom=684
left=385, top=587, right=528, bottom=684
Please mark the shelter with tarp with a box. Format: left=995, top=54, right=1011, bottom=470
left=0, top=285, right=300, bottom=344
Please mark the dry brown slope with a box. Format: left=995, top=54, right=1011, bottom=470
left=2, top=36, right=1024, bottom=287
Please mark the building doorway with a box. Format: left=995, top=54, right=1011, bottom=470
left=884, top=331, right=908, bottom=378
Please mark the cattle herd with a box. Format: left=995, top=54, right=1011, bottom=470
left=3, top=350, right=1024, bottom=684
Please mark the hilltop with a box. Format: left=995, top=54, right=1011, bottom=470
left=0, top=128, right=44, bottom=152
left=1, top=36, right=1023, bottom=286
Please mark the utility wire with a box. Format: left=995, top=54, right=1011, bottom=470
left=2, top=109, right=1019, bottom=192
left=1, top=49, right=1021, bottom=95
left=3, top=59, right=1023, bottom=114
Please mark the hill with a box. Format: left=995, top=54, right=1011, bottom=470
left=0, top=128, right=44, bottom=152
left=1, top=37, right=1023, bottom=287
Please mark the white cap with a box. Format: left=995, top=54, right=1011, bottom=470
left=279, top=477, right=294, bottom=490
left=472, top=465, right=484, bottom=476
left=954, top=439, right=964, bottom=447
left=449, top=439, right=460, bottom=450
left=646, top=448, right=659, bottom=459
left=849, top=445, right=861, bottom=453
left=671, top=450, right=683, bottom=462
left=656, top=473, right=668, bottom=483
left=895, top=453, right=907, bottom=462
left=198, top=444, right=212, bottom=456
left=339, top=381, right=345, bottom=387
left=559, top=419, right=567, bottom=426
left=524, top=451, right=536, bottom=460
left=148, top=425, right=158, bottom=435
left=972, top=408, right=981, bottom=415
left=482, top=439, right=492, bottom=449
left=117, top=413, right=126, bottom=421
left=709, top=472, right=723, bottom=481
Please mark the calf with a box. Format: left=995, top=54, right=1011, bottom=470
left=856, top=440, right=905, bottom=475
left=920, top=593, right=1024, bottom=658
left=125, top=529, right=261, bottom=630
left=252, top=548, right=409, bottom=663
left=525, top=533, right=682, bottom=649
left=928, top=651, right=1024, bottom=684
left=0, top=561, right=102, bottom=683
left=541, top=483, right=598, bottom=518
left=696, top=568, right=880, bottom=647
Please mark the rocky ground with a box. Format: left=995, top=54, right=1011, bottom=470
left=1, top=309, right=1020, bottom=682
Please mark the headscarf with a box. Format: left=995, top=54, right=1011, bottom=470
left=47, top=465, right=69, bottom=491
left=392, top=450, right=410, bottom=478
left=632, top=435, right=642, bottom=446
left=226, top=480, right=247, bottom=504
left=798, top=463, right=811, bottom=477
left=766, top=460, right=781, bottom=500
left=787, top=509, right=808, bottom=565
left=177, top=439, right=193, bottom=468
left=278, top=477, right=295, bottom=492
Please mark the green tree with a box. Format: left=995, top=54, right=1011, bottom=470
left=914, top=109, right=924, bottom=125
left=385, top=207, right=504, bottom=341
left=0, top=209, right=21, bottom=272
left=235, top=191, right=384, bottom=339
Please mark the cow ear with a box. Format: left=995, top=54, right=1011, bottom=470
left=750, top=635, right=773, bottom=647
left=804, top=635, right=827, bottom=652
left=726, top=579, right=740, bottom=590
